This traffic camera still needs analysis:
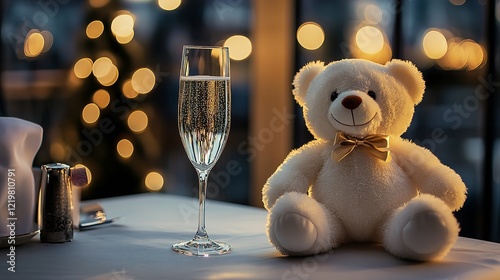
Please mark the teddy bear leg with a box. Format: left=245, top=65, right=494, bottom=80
left=267, top=192, right=343, bottom=256
left=383, top=194, right=459, bottom=261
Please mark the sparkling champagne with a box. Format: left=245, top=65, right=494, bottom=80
left=173, top=46, right=231, bottom=256
left=178, top=76, right=231, bottom=170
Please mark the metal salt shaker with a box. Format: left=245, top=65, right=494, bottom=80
left=40, top=163, right=73, bottom=243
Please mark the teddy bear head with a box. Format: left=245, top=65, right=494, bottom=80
left=292, top=59, right=425, bottom=139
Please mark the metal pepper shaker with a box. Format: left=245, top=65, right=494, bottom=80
left=40, top=163, right=73, bottom=243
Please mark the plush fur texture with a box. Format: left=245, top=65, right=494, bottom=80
left=262, top=59, right=467, bottom=261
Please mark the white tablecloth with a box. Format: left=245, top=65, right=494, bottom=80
left=1, top=193, right=500, bottom=279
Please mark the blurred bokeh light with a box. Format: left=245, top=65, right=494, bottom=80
left=93, top=57, right=119, bottom=86
left=224, top=35, right=252, bottom=60
left=111, top=13, right=135, bottom=44
left=128, top=110, right=149, bottom=133
left=355, top=26, right=384, bottom=55
left=74, top=58, right=93, bottom=79
left=145, top=171, right=164, bottom=192
left=117, top=139, right=134, bottom=158
left=122, top=79, right=139, bottom=99
left=423, top=29, right=448, bottom=59
left=92, top=89, right=111, bottom=109
left=82, top=103, right=100, bottom=124
left=364, top=4, right=383, bottom=24
left=24, top=30, right=45, bottom=58
left=297, top=22, right=325, bottom=50
left=131, top=68, right=156, bottom=94
left=158, top=0, right=182, bottom=11
left=89, top=0, right=110, bottom=8
left=437, top=38, right=486, bottom=70
left=86, top=20, right=104, bottom=39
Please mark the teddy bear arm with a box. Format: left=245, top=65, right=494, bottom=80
left=393, top=141, right=467, bottom=211
left=262, top=142, right=325, bottom=210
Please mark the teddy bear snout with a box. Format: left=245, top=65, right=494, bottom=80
left=341, top=95, right=362, bottom=110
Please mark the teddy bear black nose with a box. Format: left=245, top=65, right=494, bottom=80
left=341, top=95, right=362, bottom=110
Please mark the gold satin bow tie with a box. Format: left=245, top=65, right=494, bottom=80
left=331, top=132, right=391, bottom=162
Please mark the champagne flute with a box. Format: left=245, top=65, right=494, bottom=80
left=172, top=46, right=231, bottom=256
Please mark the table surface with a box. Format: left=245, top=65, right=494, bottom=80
left=1, top=193, right=500, bottom=280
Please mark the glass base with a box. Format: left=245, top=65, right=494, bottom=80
left=172, top=238, right=231, bottom=257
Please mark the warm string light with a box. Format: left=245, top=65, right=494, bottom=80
left=421, top=28, right=486, bottom=70
left=23, top=29, right=53, bottom=58
left=355, top=26, right=384, bottom=55
left=86, top=12, right=136, bottom=44
left=69, top=6, right=165, bottom=194
left=422, top=30, right=448, bottom=59
left=436, top=38, right=486, bottom=70
left=349, top=24, right=391, bottom=64
left=122, top=79, right=139, bottom=99
left=297, top=22, right=325, bottom=50
left=224, top=35, right=252, bottom=60
left=117, top=139, right=134, bottom=158
left=74, top=58, right=93, bottom=79
left=24, top=31, right=44, bottom=57
left=92, top=89, right=111, bottom=109
left=294, top=3, right=487, bottom=68
left=128, top=110, right=149, bottom=133
left=356, top=2, right=388, bottom=61
left=92, top=57, right=119, bottom=86
left=145, top=171, right=164, bottom=192
left=89, top=0, right=110, bottom=8
left=158, top=0, right=182, bottom=11
left=82, top=103, right=100, bottom=124
left=131, top=68, right=156, bottom=94
left=86, top=20, right=104, bottom=39
left=111, top=13, right=135, bottom=44
left=295, top=18, right=390, bottom=63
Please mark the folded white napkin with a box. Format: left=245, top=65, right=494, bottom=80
left=0, top=117, right=43, bottom=237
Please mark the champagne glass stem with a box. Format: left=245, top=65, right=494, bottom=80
left=195, top=169, right=210, bottom=240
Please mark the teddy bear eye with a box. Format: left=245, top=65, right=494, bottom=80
left=331, top=91, right=339, bottom=102
left=367, top=91, right=377, bottom=100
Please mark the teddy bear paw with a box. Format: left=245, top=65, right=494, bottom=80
left=274, top=213, right=318, bottom=253
left=402, top=211, right=449, bottom=256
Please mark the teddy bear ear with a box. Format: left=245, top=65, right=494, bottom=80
left=292, top=61, right=325, bottom=106
left=385, top=59, right=426, bottom=105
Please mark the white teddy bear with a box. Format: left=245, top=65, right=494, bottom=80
left=262, top=59, right=467, bottom=261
